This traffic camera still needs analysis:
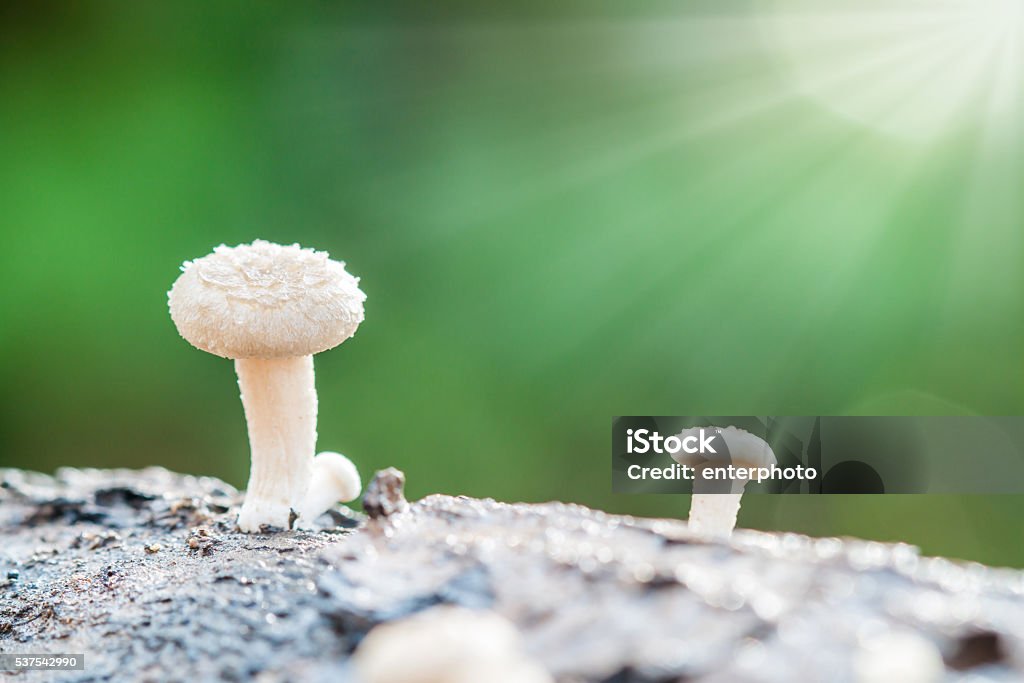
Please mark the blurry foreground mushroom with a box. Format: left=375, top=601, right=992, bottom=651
left=168, top=240, right=365, bottom=531
left=672, top=425, right=776, bottom=537
left=854, top=630, right=944, bottom=683
left=353, top=606, right=552, bottom=683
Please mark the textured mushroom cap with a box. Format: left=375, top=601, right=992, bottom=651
left=671, top=425, right=777, bottom=468
left=168, top=240, right=366, bottom=359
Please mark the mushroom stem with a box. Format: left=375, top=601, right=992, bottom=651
left=688, top=491, right=745, bottom=537
left=235, top=356, right=317, bottom=532
left=689, top=469, right=750, bottom=538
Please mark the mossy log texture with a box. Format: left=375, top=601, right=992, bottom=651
left=1, top=467, right=1022, bottom=682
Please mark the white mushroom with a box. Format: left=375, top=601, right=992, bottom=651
left=854, top=630, right=944, bottom=683
left=168, top=240, right=365, bottom=532
left=296, top=451, right=361, bottom=526
left=671, top=426, right=776, bottom=537
left=353, top=606, right=552, bottom=683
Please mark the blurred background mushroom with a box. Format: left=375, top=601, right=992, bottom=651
left=672, top=426, right=777, bottom=537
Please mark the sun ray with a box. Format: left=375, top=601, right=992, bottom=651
left=518, top=30, right=980, bottom=378
left=764, top=0, right=1024, bottom=140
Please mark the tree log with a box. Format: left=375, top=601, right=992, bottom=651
left=1, top=467, right=1021, bottom=682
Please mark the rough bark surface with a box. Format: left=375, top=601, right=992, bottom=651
left=1, top=467, right=1022, bottom=682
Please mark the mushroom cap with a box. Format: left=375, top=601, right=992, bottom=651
left=671, top=425, right=777, bottom=468
left=168, top=240, right=366, bottom=359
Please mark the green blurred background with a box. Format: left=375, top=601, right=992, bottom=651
left=2, top=2, right=1023, bottom=565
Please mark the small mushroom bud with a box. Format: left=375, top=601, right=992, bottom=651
left=168, top=240, right=366, bottom=532
left=296, top=451, right=361, bottom=525
left=353, top=606, right=552, bottom=683
left=671, top=425, right=776, bottom=537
